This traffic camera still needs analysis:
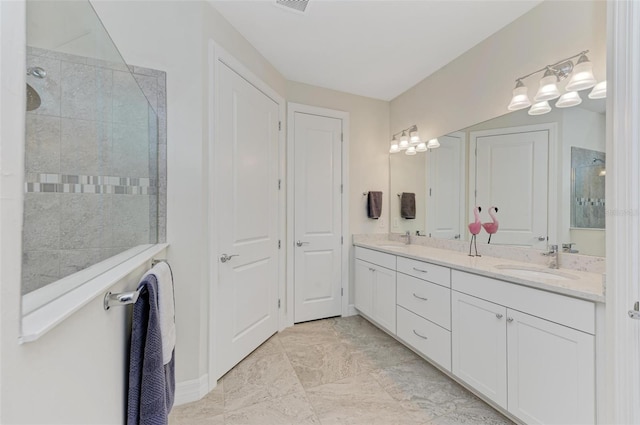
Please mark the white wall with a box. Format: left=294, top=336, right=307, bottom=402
left=390, top=0, right=606, bottom=142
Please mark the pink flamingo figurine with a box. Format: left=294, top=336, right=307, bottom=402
left=468, top=206, right=482, bottom=257
left=482, top=206, right=499, bottom=244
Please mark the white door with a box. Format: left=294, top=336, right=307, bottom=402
left=474, top=129, right=548, bottom=248
left=427, top=132, right=465, bottom=240
left=293, top=112, right=342, bottom=323
left=216, top=62, right=280, bottom=377
left=507, top=309, right=595, bottom=425
left=451, top=291, right=508, bottom=409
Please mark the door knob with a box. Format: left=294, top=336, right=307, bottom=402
left=537, top=236, right=547, bottom=241
left=220, top=253, right=239, bottom=263
left=296, top=240, right=310, bottom=247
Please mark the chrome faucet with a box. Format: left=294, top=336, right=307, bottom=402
left=542, top=244, right=559, bottom=269
left=402, top=230, right=411, bottom=245
left=562, top=243, right=579, bottom=254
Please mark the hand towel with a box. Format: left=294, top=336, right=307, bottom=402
left=367, top=191, right=383, bottom=219
left=141, top=262, right=175, bottom=365
left=400, top=192, right=416, bottom=219
left=128, top=275, right=175, bottom=425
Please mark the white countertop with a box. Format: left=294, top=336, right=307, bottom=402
left=354, top=240, right=605, bottom=303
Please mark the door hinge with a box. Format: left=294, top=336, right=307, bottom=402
left=278, top=299, right=281, bottom=309
left=341, top=133, right=343, bottom=142
left=279, top=121, right=281, bottom=131
left=340, top=184, right=343, bottom=194
left=278, top=179, right=281, bottom=190
left=341, top=288, right=344, bottom=296
left=429, top=188, right=432, bottom=197
left=278, top=240, right=281, bottom=249
left=341, top=236, right=344, bottom=245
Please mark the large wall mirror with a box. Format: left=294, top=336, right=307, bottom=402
left=390, top=96, right=605, bottom=257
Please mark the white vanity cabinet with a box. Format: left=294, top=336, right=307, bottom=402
left=354, top=247, right=397, bottom=334
left=451, top=270, right=596, bottom=425
left=396, top=256, right=452, bottom=371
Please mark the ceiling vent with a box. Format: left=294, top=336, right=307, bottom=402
left=275, top=0, right=309, bottom=14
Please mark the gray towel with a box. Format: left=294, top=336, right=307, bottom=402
left=367, top=191, right=383, bottom=219
left=128, top=275, right=175, bottom=425
left=400, top=192, right=416, bottom=219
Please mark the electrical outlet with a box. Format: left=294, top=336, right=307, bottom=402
left=378, top=217, right=385, bottom=228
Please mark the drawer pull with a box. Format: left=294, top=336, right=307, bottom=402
left=412, top=293, right=428, bottom=301
left=496, top=313, right=503, bottom=319
left=412, top=329, right=428, bottom=340
left=412, top=267, right=429, bottom=273
left=507, top=317, right=514, bottom=323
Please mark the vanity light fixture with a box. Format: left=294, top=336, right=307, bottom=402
left=389, top=125, right=440, bottom=155
left=508, top=50, right=604, bottom=115
left=588, top=81, right=607, bottom=99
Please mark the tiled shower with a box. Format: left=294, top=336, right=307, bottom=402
left=22, top=2, right=166, bottom=296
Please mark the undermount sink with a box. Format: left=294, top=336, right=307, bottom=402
left=494, top=265, right=578, bottom=281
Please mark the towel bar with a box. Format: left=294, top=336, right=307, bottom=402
left=103, top=258, right=170, bottom=310
left=104, top=290, right=139, bottom=310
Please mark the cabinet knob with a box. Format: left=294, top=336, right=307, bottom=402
left=507, top=317, right=514, bottom=323
left=495, top=313, right=503, bottom=319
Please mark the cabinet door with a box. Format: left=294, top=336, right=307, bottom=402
left=354, top=259, right=373, bottom=317
left=507, top=309, right=595, bottom=425
left=451, top=291, right=507, bottom=408
left=373, top=265, right=396, bottom=334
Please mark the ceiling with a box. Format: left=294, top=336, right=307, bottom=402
left=210, top=0, right=542, bottom=101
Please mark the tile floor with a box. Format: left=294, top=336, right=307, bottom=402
left=169, top=316, right=514, bottom=425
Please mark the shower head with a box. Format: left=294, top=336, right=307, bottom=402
left=27, top=66, right=46, bottom=78
left=26, top=83, right=41, bottom=111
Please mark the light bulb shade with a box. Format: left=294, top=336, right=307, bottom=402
left=426, top=138, right=440, bottom=149
left=405, top=146, right=417, bottom=155
left=400, top=131, right=409, bottom=143
left=528, top=101, right=551, bottom=116
left=588, top=81, right=607, bottom=99
left=416, top=142, right=427, bottom=152
left=410, top=130, right=420, bottom=143
left=389, top=143, right=400, bottom=153
left=565, top=56, right=596, bottom=92
left=534, top=72, right=561, bottom=102
left=508, top=84, right=532, bottom=111
left=399, top=139, right=410, bottom=149
left=556, top=91, right=582, bottom=108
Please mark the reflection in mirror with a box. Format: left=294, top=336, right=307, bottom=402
left=389, top=97, right=606, bottom=257
left=571, top=147, right=605, bottom=229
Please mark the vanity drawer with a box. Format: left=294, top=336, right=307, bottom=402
left=397, top=256, right=450, bottom=287
left=397, top=273, right=451, bottom=330
left=355, top=246, right=396, bottom=270
left=397, top=306, right=451, bottom=371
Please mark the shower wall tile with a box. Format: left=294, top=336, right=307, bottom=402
left=60, top=118, right=111, bottom=176
left=111, top=195, right=150, bottom=248
left=22, top=193, right=60, bottom=251
left=59, top=193, right=112, bottom=250
left=60, top=62, right=113, bottom=122
left=112, top=122, right=149, bottom=178
left=25, top=114, right=61, bottom=173
left=22, top=250, right=60, bottom=294
left=113, top=70, right=149, bottom=125
left=59, top=248, right=104, bottom=277
left=132, top=73, right=159, bottom=113
left=27, top=55, right=61, bottom=116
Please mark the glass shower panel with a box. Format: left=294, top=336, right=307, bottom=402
left=23, top=0, right=159, bottom=303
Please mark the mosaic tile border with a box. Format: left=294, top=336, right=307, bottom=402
left=24, top=173, right=156, bottom=195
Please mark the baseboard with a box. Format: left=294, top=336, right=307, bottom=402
left=344, top=304, right=358, bottom=317
left=173, top=373, right=210, bottom=406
